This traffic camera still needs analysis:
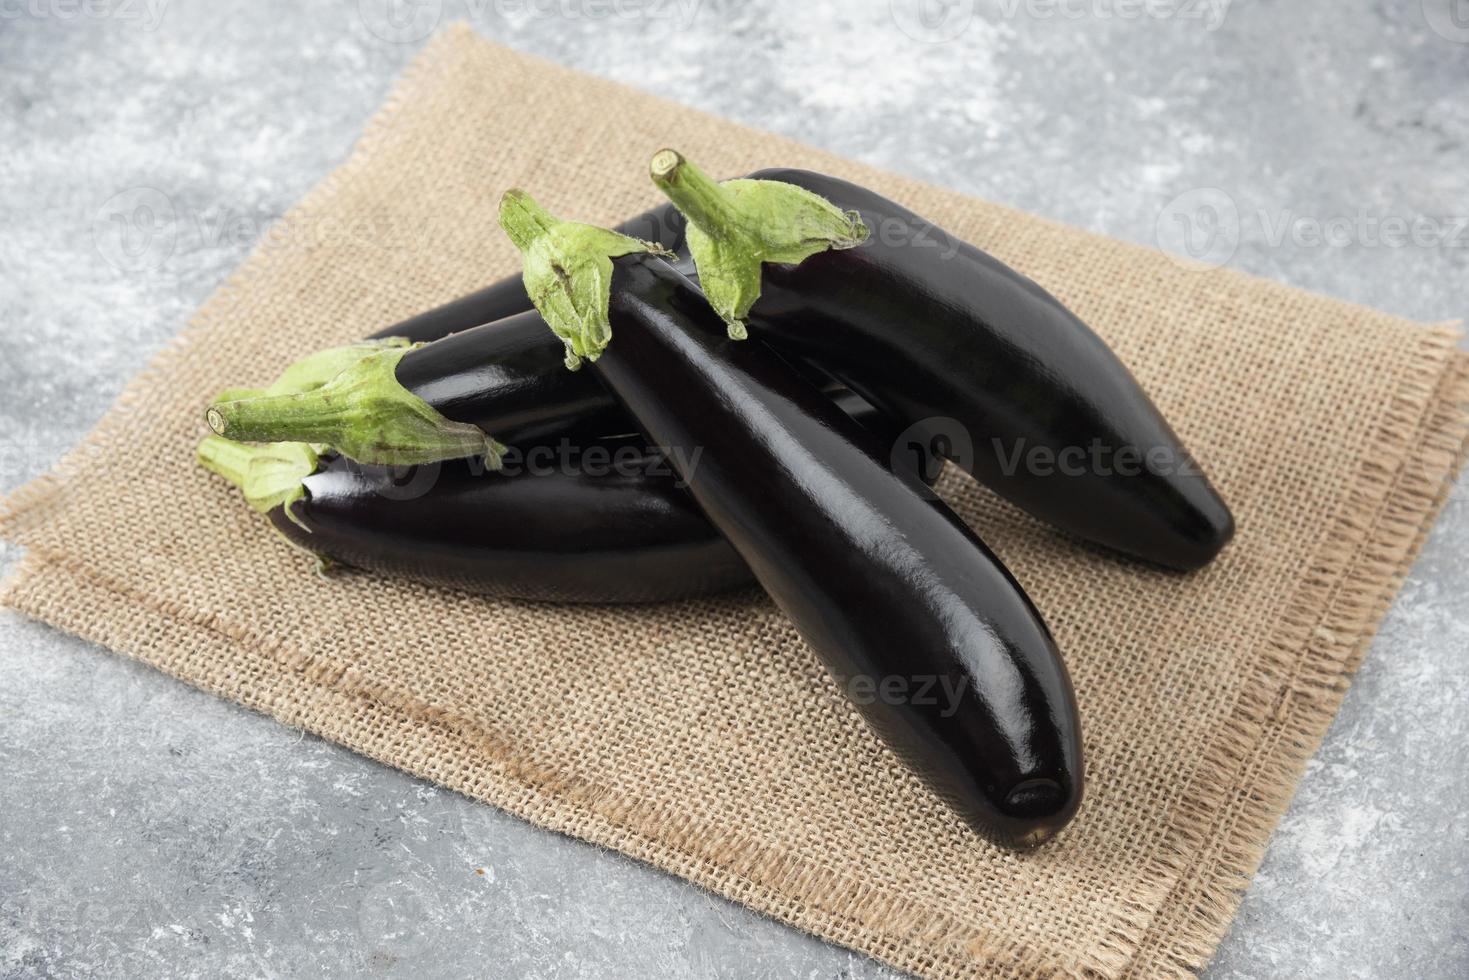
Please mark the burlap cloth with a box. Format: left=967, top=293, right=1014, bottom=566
left=4, top=26, right=1466, bottom=979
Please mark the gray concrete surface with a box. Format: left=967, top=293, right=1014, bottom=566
left=2, top=2, right=1467, bottom=977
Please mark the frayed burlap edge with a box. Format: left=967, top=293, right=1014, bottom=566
left=0, top=30, right=1078, bottom=976
left=3, top=23, right=1468, bottom=980
left=1116, top=344, right=1469, bottom=979
left=1, top=549, right=1074, bottom=980
left=6, top=342, right=1465, bottom=980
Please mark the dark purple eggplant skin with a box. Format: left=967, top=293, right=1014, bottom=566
left=376, top=204, right=689, bottom=343
left=395, top=308, right=627, bottom=447
left=394, top=304, right=849, bottom=449
left=369, top=173, right=1230, bottom=570
left=380, top=203, right=687, bottom=445
left=734, top=169, right=1233, bottom=571
left=369, top=212, right=833, bottom=452
left=261, top=393, right=919, bottom=604
left=589, top=256, right=1083, bottom=847
left=270, top=440, right=748, bottom=604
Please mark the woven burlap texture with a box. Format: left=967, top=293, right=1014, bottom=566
left=4, top=26, right=1467, bottom=980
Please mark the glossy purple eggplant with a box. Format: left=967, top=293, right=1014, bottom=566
left=374, top=204, right=689, bottom=343
left=267, top=442, right=750, bottom=604
left=395, top=308, right=628, bottom=446
left=367, top=170, right=1229, bottom=570
left=389, top=304, right=843, bottom=450
left=198, top=392, right=921, bottom=604
left=692, top=166, right=1234, bottom=571
left=585, top=252, right=1084, bottom=847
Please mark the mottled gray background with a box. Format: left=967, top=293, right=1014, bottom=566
left=2, top=2, right=1467, bottom=977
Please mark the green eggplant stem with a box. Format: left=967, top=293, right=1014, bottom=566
left=497, top=189, right=672, bottom=368
left=206, top=347, right=506, bottom=469
left=648, top=148, right=868, bottom=337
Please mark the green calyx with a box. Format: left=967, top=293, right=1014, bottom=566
left=196, top=436, right=318, bottom=525
left=648, top=148, right=868, bottom=339
left=210, top=337, right=411, bottom=405
left=497, top=189, right=673, bottom=369
left=206, top=346, right=506, bottom=468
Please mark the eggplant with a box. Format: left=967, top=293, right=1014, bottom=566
left=495, top=193, right=1085, bottom=847
left=195, top=435, right=749, bottom=603
left=393, top=307, right=631, bottom=448
left=377, top=205, right=690, bottom=343
left=354, top=161, right=1231, bottom=571
left=196, top=392, right=924, bottom=604
left=209, top=298, right=848, bottom=467
left=647, top=153, right=1233, bottom=571
left=386, top=305, right=846, bottom=448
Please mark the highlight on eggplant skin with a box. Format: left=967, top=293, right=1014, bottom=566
left=584, top=252, right=1085, bottom=848
left=652, top=157, right=1234, bottom=572
left=196, top=392, right=931, bottom=606
left=489, top=182, right=1083, bottom=848
left=364, top=165, right=1233, bottom=572
left=370, top=203, right=691, bottom=344
left=277, top=448, right=754, bottom=605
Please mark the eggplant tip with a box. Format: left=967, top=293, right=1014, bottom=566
left=1209, top=506, right=1237, bottom=554
left=1170, top=500, right=1237, bottom=572
left=986, top=774, right=1083, bottom=849
left=1002, top=778, right=1067, bottom=819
